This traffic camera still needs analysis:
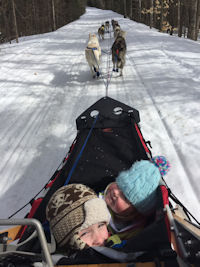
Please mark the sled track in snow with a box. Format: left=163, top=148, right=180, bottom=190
left=0, top=27, right=84, bottom=148
left=0, top=26, right=80, bottom=99
left=0, top=83, right=59, bottom=182
left=0, top=29, right=90, bottom=193
left=160, top=45, right=200, bottom=83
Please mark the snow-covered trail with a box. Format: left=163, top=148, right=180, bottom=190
left=0, top=7, right=199, bottom=222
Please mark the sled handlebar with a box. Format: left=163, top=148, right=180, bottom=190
left=0, top=218, right=54, bottom=267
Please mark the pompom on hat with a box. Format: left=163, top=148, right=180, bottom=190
left=46, top=184, right=110, bottom=252
left=116, top=160, right=161, bottom=214
left=151, top=155, right=170, bottom=176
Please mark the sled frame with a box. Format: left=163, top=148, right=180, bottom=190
left=0, top=218, right=54, bottom=267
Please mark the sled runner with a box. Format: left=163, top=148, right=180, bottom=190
left=0, top=97, right=200, bottom=267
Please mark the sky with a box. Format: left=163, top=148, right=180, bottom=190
left=0, top=7, right=200, bottom=224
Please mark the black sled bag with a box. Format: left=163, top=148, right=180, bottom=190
left=26, top=96, right=151, bottom=225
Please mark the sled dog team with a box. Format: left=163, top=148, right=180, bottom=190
left=85, top=20, right=127, bottom=78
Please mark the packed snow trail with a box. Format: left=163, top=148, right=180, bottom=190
left=0, top=7, right=200, bottom=222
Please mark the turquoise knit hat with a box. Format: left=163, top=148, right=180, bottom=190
left=116, top=160, right=161, bottom=214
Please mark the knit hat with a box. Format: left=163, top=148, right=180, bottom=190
left=116, top=160, right=161, bottom=214
left=151, top=155, right=170, bottom=176
left=46, top=184, right=110, bottom=252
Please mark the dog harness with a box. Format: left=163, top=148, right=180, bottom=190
left=86, top=47, right=98, bottom=50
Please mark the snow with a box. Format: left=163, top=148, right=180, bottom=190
left=0, top=7, right=200, bottom=223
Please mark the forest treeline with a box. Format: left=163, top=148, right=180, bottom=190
left=0, top=0, right=199, bottom=43
left=0, top=0, right=87, bottom=43
left=88, top=0, right=200, bottom=41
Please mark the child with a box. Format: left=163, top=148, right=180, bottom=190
left=46, top=183, right=110, bottom=255
left=104, top=158, right=170, bottom=242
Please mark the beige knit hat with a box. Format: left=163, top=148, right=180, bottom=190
left=46, top=184, right=110, bottom=252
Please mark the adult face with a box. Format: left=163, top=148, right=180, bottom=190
left=105, top=182, right=134, bottom=214
left=79, top=222, right=108, bottom=247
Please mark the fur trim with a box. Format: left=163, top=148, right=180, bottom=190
left=80, top=198, right=111, bottom=230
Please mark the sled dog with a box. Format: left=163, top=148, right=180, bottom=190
left=105, top=21, right=110, bottom=32
left=111, top=20, right=118, bottom=30
left=98, top=24, right=105, bottom=40
left=111, top=31, right=127, bottom=76
left=114, top=24, right=121, bottom=38
left=85, top=33, right=101, bottom=78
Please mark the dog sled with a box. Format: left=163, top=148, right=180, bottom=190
left=0, top=96, right=200, bottom=267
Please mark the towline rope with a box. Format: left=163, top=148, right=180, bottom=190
left=64, top=114, right=99, bottom=186
left=90, top=26, right=114, bottom=97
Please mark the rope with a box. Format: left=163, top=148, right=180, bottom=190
left=8, top=116, right=99, bottom=217
left=64, top=114, right=99, bottom=186
left=105, top=30, right=113, bottom=96
left=8, top=186, right=45, bottom=219
left=101, top=49, right=111, bottom=55
left=161, top=177, right=200, bottom=226
left=96, top=27, right=114, bottom=97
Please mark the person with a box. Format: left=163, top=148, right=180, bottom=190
left=104, top=157, right=170, bottom=242
left=46, top=183, right=111, bottom=255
